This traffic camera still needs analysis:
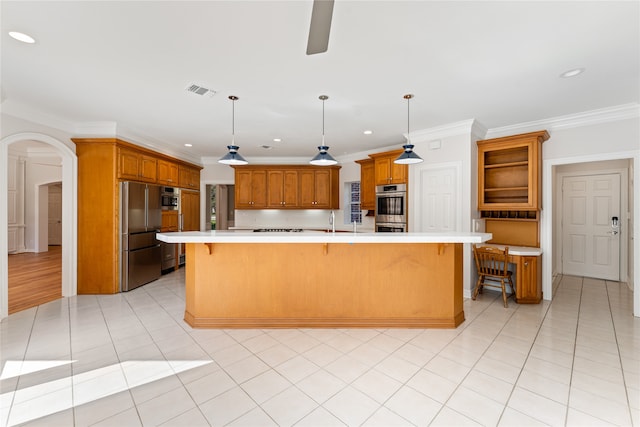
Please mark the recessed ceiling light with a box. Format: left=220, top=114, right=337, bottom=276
left=184, top=143, right=193, bottom=147
left=273, top=138, right=281, bottom=142
left=560, top=68, right=585, bottom=78
left=363, top=130, right=373, bottom=135
left=8, top=31, right=35, bottom=44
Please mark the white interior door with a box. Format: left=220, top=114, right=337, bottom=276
left=48, top=183, right=62, bottom=245
left=417, top=165, right=458, bottom=232
left=562, top=173, right=620, bottom=280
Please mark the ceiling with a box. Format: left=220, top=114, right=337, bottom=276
left=2, top=1, right=638, bottom=164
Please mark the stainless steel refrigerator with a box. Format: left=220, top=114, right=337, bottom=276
left=120, top=182, right=162, bottom=292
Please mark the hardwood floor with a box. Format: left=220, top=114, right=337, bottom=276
left=8, top=245, right=62, bottom=314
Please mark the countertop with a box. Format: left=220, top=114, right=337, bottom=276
left=156, top=230, right=493, bottom=244
left=482, top=243, right=543, bottom=256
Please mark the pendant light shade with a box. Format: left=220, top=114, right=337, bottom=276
left=219, top=95, right=248, bottom=165
left=394, top=94, right=423, bottom=165
left=309, top=95, right=338, bottom=166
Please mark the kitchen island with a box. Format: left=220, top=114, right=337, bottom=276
left=157, top=231, right=492, bottom=328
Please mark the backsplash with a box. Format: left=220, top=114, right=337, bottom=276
left=234, top=209, right=375, bottom=231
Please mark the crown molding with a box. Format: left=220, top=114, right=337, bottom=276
left=2, top=100, right=76, bottom=134
left=74, top=121, right=117, bottom=136
left=485, top=103, right=640, bottom=139
left=410, top=119, right=487, bottom=143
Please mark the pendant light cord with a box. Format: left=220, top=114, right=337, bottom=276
left=404, top=93, right=413, bottom=141
left=229, top=95, right=238, bottom=145
left=320, top=95, right=328, bottom=145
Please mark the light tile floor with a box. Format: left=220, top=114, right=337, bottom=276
left=1, top=271, right=638, bottom=426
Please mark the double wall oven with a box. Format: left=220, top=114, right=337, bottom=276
left=375, top=184, right=407, bottom=232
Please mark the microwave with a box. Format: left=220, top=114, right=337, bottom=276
left=161, top=187, right=179, bottom=210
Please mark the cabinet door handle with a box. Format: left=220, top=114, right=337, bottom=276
left=524, top=262, right=529, bottom=267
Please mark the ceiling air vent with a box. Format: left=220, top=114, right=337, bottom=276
left=185, top=84, right=216, bottom=97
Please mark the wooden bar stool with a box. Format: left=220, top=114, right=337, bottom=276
left=472, top=244, right=515, bottom=307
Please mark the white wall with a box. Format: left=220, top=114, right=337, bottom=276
left=540, top=115, right=639, bottom=316
left=24, top=155, right=62, bottom=252
left=406, top=120, right=487, bottom=296
left=7, top=154, right=25, bottom=253
left=554, top=159, right=631, bottom=281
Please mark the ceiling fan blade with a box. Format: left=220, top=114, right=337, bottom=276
left=306, top=0, right=334, bottom=55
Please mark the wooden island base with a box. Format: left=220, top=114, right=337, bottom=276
left=184, top=241, right=464, bottom=328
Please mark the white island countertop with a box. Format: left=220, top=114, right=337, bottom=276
left=156, top=230, right=493, bottom=244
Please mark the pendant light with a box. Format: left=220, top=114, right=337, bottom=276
left=309, top=95, right=338, bottom=166
left=218, top=95, right=248, bottom=165
left=394, top=94, right=423, bottom=164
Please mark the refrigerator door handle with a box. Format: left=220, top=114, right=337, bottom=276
left=144, top=185, right=149, bottom=231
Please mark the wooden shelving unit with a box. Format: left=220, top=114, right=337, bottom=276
left=476, top=131, right=549, bottom=302
left=478, top=133, right=548, bottom=210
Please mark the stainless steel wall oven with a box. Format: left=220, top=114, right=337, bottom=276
left=375, top=183, right=407, bottom=228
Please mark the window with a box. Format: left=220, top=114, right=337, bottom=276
left=344, top=181, right=362, bottom=224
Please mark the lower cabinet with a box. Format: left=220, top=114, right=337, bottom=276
left=161, top=210, right=179, bottom=232
left=516, top=255, right=542, bottom=304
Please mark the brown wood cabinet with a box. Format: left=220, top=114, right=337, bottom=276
left=117, top=148, right=157, bottom=183
left=268, top=170, right=298, bottom=208
left=179, top=165, right=200, bottom=190
left=72, top=137, right=202, bottom=294
left=369, top=149, right=408, bottom=185
left=477, top=130, right=549, bottom=210
left=235, top=169, right=268, bottom=208
left=233, top=165, right=340, bottom=210
left=477, top=131, right=548, bottom=304
left=299, top=169, right=334, bottom=208
left=161, top=210, right=179, bottom=232
left=515, top=255, right=542, bottom=304
left=158, top=159, right=179, bottom=186
left=355, top=158, right=375, bottom=210
left=180, top=190, right=200, bottom=231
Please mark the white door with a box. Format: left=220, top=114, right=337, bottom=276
left=562, top=174, right=620, bottom=280
left=48, top=183, right=62, bottom=246
left=417, top=165, right=459, bottom=232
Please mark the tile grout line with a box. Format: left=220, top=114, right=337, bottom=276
left=605, top=279, right=636, bottom=425
left=4, top=306, right=39, bottom=427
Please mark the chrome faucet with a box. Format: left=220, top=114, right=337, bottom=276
left=329, top=210, right=335, bottom=233
left=352, top=220, right=357, bottom=233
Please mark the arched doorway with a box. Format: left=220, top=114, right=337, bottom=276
left=1, top=133, right=77, bottom=319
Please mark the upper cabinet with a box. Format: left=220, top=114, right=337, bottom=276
left=233, top=165, right=340, bottom=210
left=300, top=169, right=333, bottom=208
left=355, top=158, right=375, bottom=210
left=115, top=143, right=200, bottom=190
left=157, top=159, right=179, bottom=186
left=268, top=170, right=299, bottom=208
left=236, top=169, right=268, bottom=208
left=369, top=149, right=408, bottom=185
left=117, top=148, right=157, bottom=183
left=355, top=149, right=407, bottom=213
left=477, top=130, right=549, bottom=211
left=179, top=165, right=200, bottom=190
